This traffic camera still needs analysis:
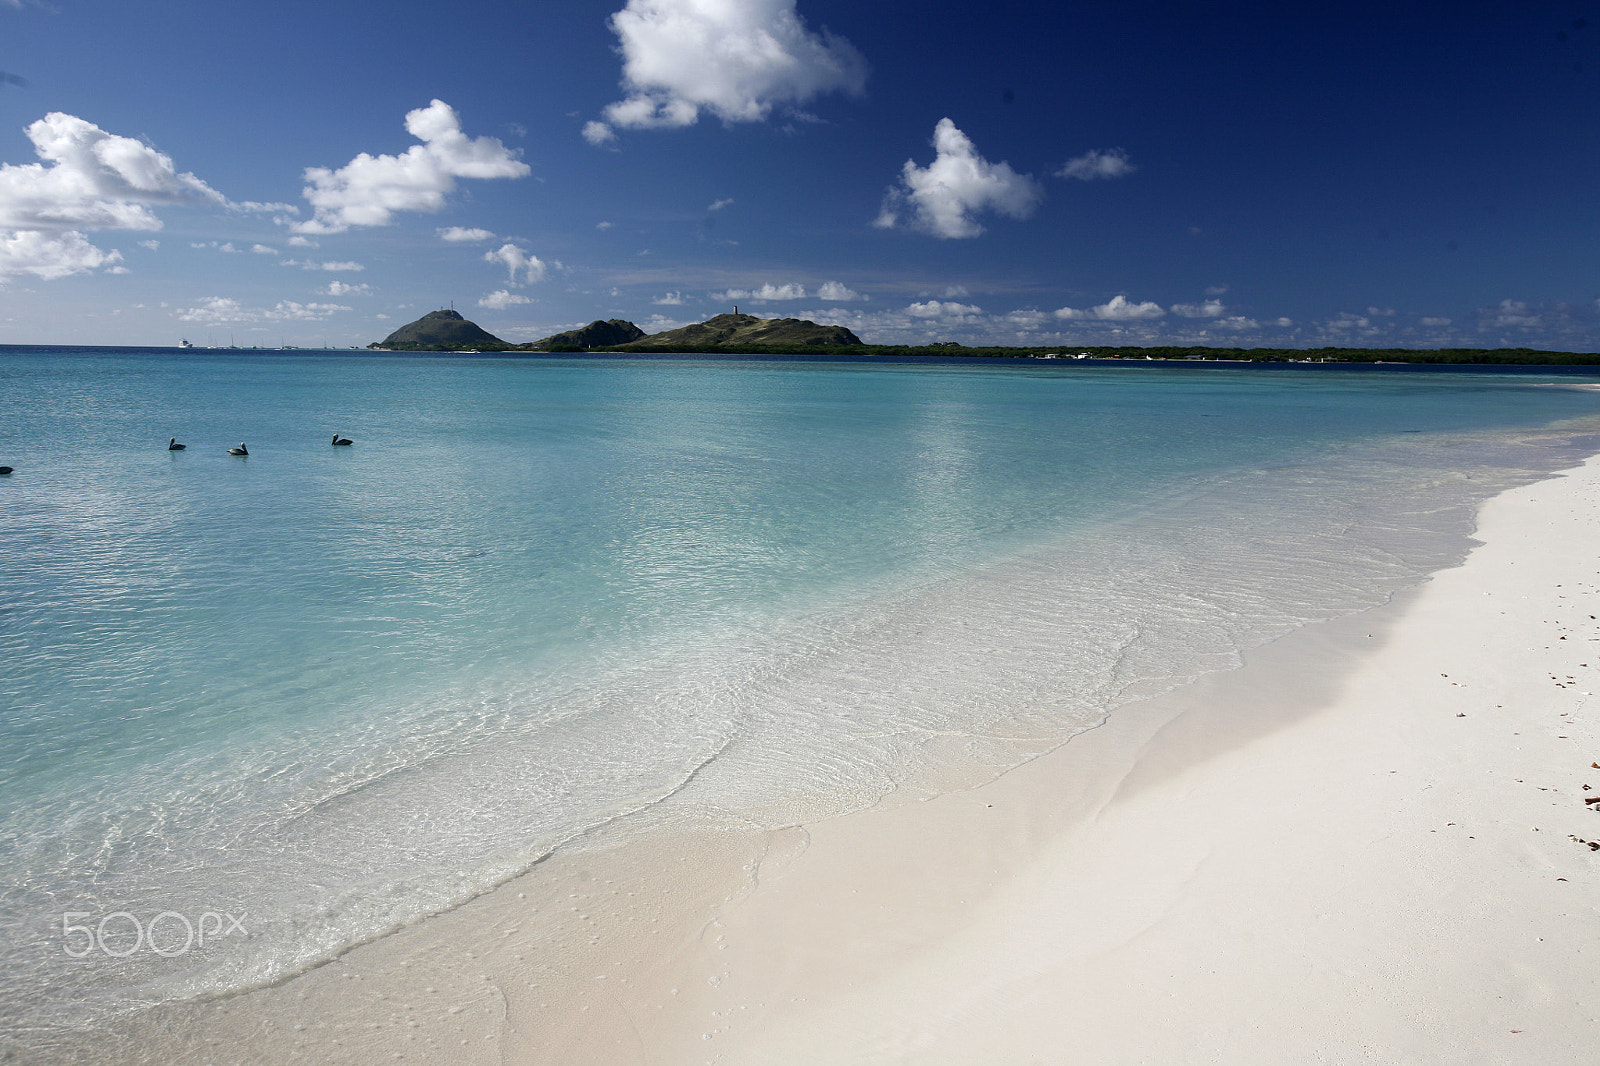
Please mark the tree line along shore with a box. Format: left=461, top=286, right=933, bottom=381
left=528, top=344, right=1600, bottom=365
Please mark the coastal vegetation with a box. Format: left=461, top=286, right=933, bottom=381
left=371, top=310, right=1600, bottom=364
left=375, top=309, right=507, bottom=351
left=817, top=344, right=1600, bottom=365
left=614, top=313, right=861, bottom=349
left=534, top=319, right=645, bottom=349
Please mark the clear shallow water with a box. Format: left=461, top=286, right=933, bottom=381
left=3, top=349, right=1600, bottom=1045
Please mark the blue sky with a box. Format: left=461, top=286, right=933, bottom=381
left=1, top=0, right=1597, bottom=350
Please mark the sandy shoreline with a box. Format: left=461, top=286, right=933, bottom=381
left=97, top=455, right=1600, bottom=1064
left=701, top=458, right=1600, bottom=1065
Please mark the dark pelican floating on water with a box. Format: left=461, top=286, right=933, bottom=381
left=331, top=434, right=353, bottom=446
left=168, top=438, right=186, bottom=451
left=0, top=466, right=12, bottom=475
left=227, top=443, right=248, bottom=456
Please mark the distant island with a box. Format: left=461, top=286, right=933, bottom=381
left=375, top=309, right=508, bottom=351
left=369, top=309, right=1600, bottom=365
left=373, top=310, right=860, bottom=353
left=536, top=319, right=646, bottom=348
left=615, top=313, right=861, bottom=350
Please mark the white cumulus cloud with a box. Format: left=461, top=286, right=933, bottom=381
left=485, top=242, right=546, bottom=284
left=1486, top=299, right=1541, bottom=328
left=324, top=280, right=371, bottom=296
left=1171, top=298, right=1225, bottom=318
left=1057, top=148, right=1135, bottom=181
left=295, top=100, right=530, bottom=234
left=0, top=111, right=226, bottom=232
left=272, top=300, right=353, bottom=320
left=174, top=297, right=350, bottom=323
left=817, top=280, right=862, bottom=302
left=174, top=296, right=245, bottom=322
left=1004, top=309, right=1048, bottom=328
left=652, top=291, right=685, bottom=305
left=0, top=110, right=234, bottom=281
left=587, top=0, right=868, bottom=141
left=1054, top=295, right=1165, bottom=321
left=439, top=226, right=495, bottom=242
left=906, top=300, right=982, bottom=318
left=282, top=258, right=364, bottom=271
left=716, top=282, right=808, bottom=301
left=874, top=119, right=1042, bottom=239
left=478, top=290, right=531, bottom=309
left=0, top=229, right=122, bottom=280
left=582, top=121, right=617, bottom=146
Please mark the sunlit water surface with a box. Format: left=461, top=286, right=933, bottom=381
left=3, top=348, right=1599, bottom=1044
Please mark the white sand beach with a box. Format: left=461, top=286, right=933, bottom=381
left=684, top=457, right=1600, bottom=1065
left=125, top=455, right=1600, bottom=1065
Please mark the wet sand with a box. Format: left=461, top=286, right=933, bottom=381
left=99, top=456, right=1600, bottom=1065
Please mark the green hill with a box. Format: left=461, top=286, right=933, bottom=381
left=620, top=313, right=861, bottom=350
left=531, top=319, right=646, bottom=349
left=375, top=309, right=507, bottom=351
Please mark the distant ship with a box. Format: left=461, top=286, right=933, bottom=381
left=178, top=338, right=194, bottom=348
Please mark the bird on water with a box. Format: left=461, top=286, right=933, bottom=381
left=227, top=443, right=248, bottom=456
left=168, top=438, right=186, bottom=451
left=331, top=434, right=353, bottom=446
left=0, top=466, right=12, bottom=475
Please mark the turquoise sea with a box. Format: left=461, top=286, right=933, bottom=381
left=4, top=347, right=1600, bottom=1052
